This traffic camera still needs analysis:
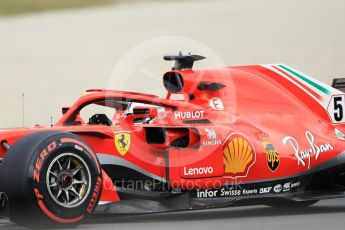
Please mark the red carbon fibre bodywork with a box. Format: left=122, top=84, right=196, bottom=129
left=1, top=64, right=345, bottom=204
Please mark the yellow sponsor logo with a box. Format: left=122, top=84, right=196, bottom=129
left=262, top=141, right=279, bottom=172
left=223, top=136, right=255, bottom=177
left=115, top=132, right=131, bottom=156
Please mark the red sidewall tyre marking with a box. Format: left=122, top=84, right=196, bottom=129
left=38, top=200, right=84, bottom=224
left=87, top=176, right=102, bottom=214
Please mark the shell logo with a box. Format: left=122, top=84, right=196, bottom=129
left=223, top=134, right=256, bottom=177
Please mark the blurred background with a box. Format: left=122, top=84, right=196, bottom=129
left=0, top=0, right=344, bottom=128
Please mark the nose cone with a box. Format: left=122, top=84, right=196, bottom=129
left=0, top=127, right=48, bottom=158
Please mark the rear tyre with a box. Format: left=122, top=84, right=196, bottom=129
left=0, top=131, right=102, bottom=229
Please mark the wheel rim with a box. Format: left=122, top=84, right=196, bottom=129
left=46, top=152, right=92, bottom=208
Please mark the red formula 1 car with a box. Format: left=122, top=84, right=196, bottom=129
left=1, top=53, right=345, bottom=228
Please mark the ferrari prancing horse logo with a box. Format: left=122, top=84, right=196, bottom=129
left=115, top=132, right=131, bottom=156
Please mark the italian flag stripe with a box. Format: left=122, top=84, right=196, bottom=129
left=272, top=66, right=323, bottom=101
left=278, top=64, right=330, bottom=95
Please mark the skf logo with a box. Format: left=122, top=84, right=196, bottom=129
left=223, top=134, right=256, bottom=177
left=115, top=132, right=131, bottom=156
left=263, top=142, right=279, bottom=172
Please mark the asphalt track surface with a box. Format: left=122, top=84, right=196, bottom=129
left=1, top=198, right=345, bottom=230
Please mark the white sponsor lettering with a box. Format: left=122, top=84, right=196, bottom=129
left=202, top=139, right=222, bottom=146
left=174, top=110, right=205, bottom=120
left=291, top=181, right=301, bottom=188
left=220, top=189, right=241, bottom=197
left=282, top=131, right=334, bottom=169
left=183, top=166, right=214, bottom=176
left=259, top=187, right=272, bottom=194
left=242, top=189, right=258, bottom=195
left=196, top=185, right=280, bottom=198
left=196, top=190, right=218, bottom=198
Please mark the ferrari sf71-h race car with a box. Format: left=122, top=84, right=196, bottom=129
left=1, top=53, right=345, bottom=228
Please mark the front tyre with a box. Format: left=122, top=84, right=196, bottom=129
left=0, top=131, right=102, bottom=229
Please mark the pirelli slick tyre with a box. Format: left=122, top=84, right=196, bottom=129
left=0, top=131, right=102, bottom=229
